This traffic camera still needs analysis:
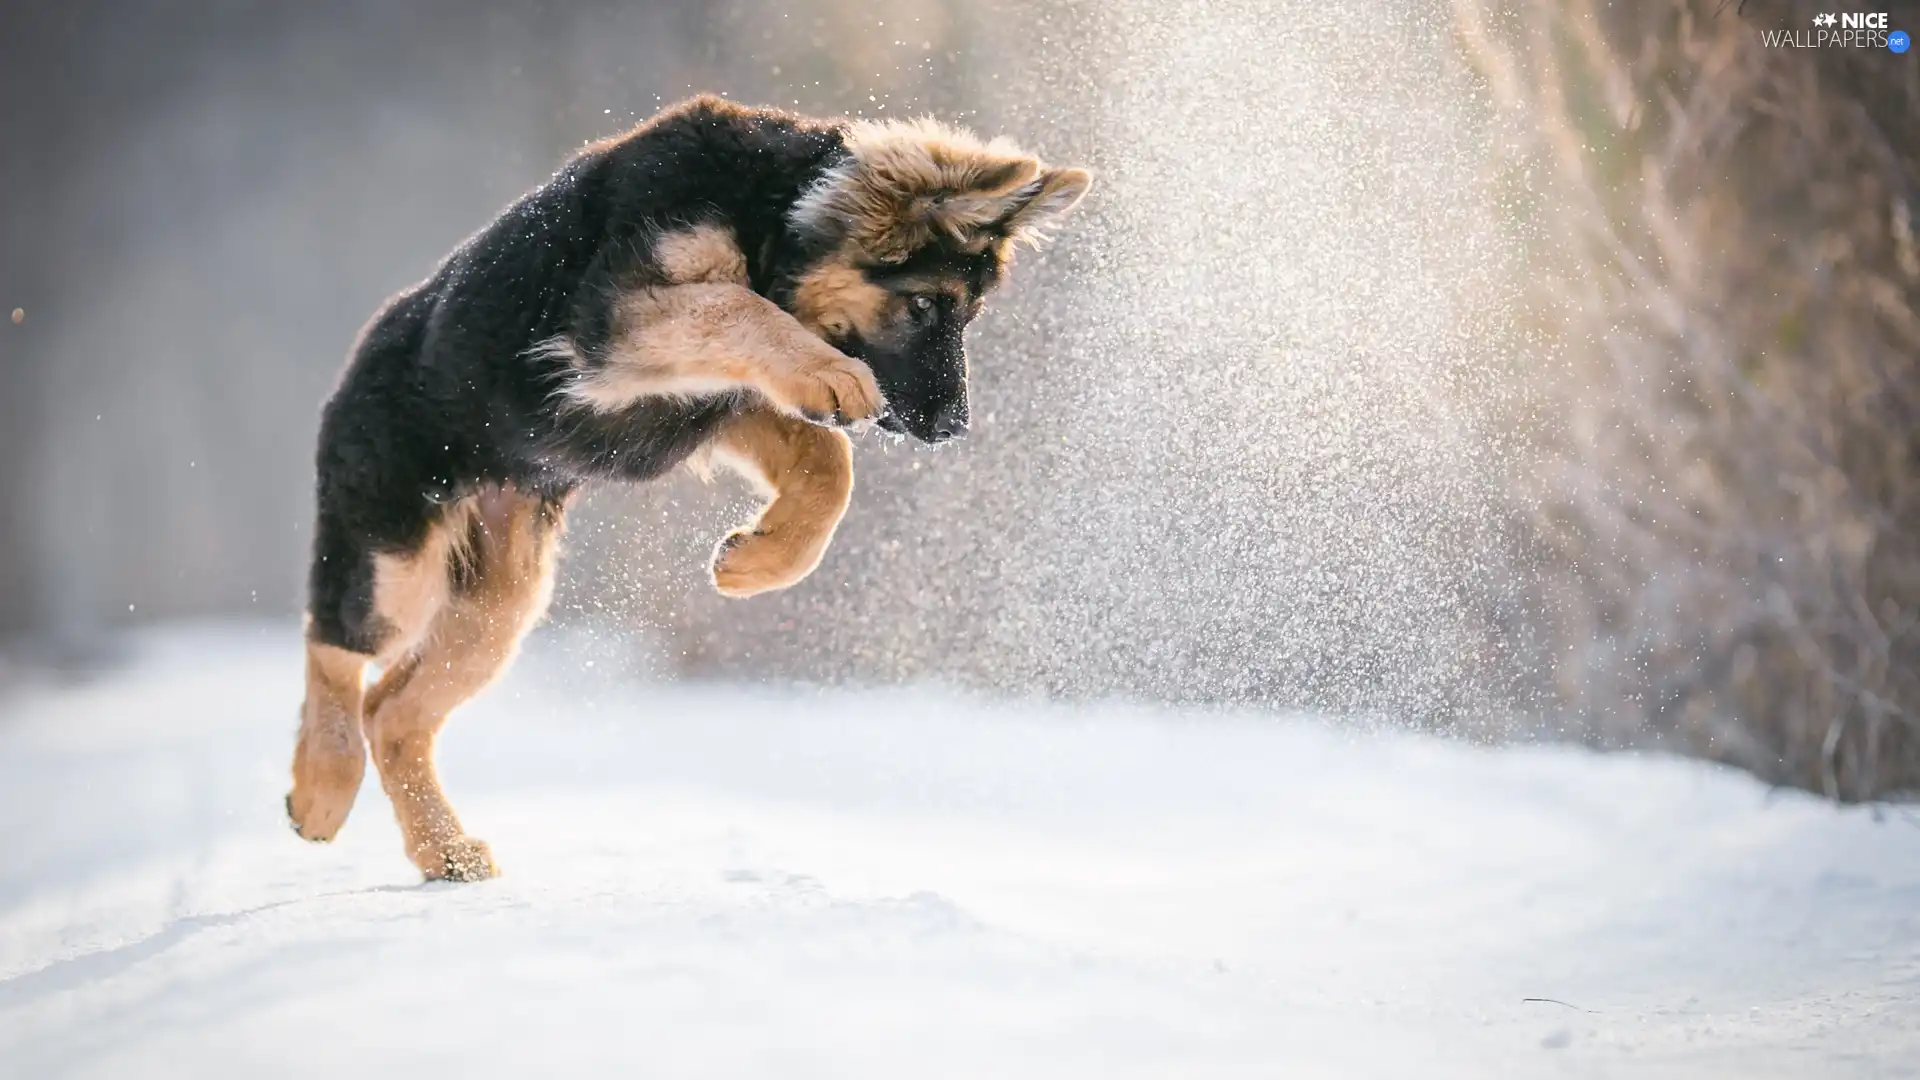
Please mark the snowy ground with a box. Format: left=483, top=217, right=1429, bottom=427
left=0, top=625, right=1915, bottom=1079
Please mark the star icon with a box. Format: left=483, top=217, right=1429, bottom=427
left=1814, top=13, right=1838, bottom=26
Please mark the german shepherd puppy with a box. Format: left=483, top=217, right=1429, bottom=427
left=286, top=96, right=1091, bottom=880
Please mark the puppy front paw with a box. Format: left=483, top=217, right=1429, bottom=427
left=711, top=527, right=821, bottom=598
left=764, top=352, right=886, bottom=427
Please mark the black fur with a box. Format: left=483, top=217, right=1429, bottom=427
left=306, top=97, right=1000, bottom=655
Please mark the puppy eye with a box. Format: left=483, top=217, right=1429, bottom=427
left=909, top=293, right=936, bottom=315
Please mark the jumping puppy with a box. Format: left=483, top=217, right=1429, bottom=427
left=287, top=96, right=1091, bottom=881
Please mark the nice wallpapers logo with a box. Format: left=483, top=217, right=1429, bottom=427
left=1761, top=12, right=1910, bottom=50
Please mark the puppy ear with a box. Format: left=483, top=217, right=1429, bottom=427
left=997, top=167, right=1093, bottom=246
left=925, top=157, right=1044, bottom=241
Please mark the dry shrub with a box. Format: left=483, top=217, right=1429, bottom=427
left=1456, top=0, right=1920, bottom=799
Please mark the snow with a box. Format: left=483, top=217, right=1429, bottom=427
left=1, top=625, right=1915, bottom=1079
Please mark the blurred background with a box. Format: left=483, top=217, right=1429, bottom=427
left=1, top=0, right=1914, bottom=801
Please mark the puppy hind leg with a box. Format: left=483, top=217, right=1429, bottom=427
left=290, top=507, right=457, bottom=843
left=365, top=490, right=562, bottom=881
left=366, top=611, right=510, bottom=882
left=288, top=640, right=368, bottom=842
left=707, top=407, right=855, bottom=598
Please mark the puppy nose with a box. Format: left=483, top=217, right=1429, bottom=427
left=930, top=403, right=969, bottom=442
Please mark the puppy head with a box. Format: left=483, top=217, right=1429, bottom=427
left=788, top=117, right=1091, bottom=443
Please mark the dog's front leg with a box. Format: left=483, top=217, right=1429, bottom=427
left=560, top=282, right=885, bottom=425
left=702, top=407, right=855, bottom=598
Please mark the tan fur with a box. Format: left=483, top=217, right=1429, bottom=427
left=363, top=488, right=563, bottom=881
left=653, top=223, right=749, bottom=286
left=705, top=407, right=856, bottom=598
left=288, top=488, right=565, bottom=879
left=367, top=508, right=472, bottom=658
left=791, top=117, right=1094, bottom=260
left=560, top=282, right=885, bottom=423
left=289, top=505, right=475, bottom=844
left=993, top=166, right=1095, bottom=248
left=791, top=258, right=891, bottom=340
left=287, top=639, right=369, bottom=842
left=360, top=649, right=419, bottom=730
